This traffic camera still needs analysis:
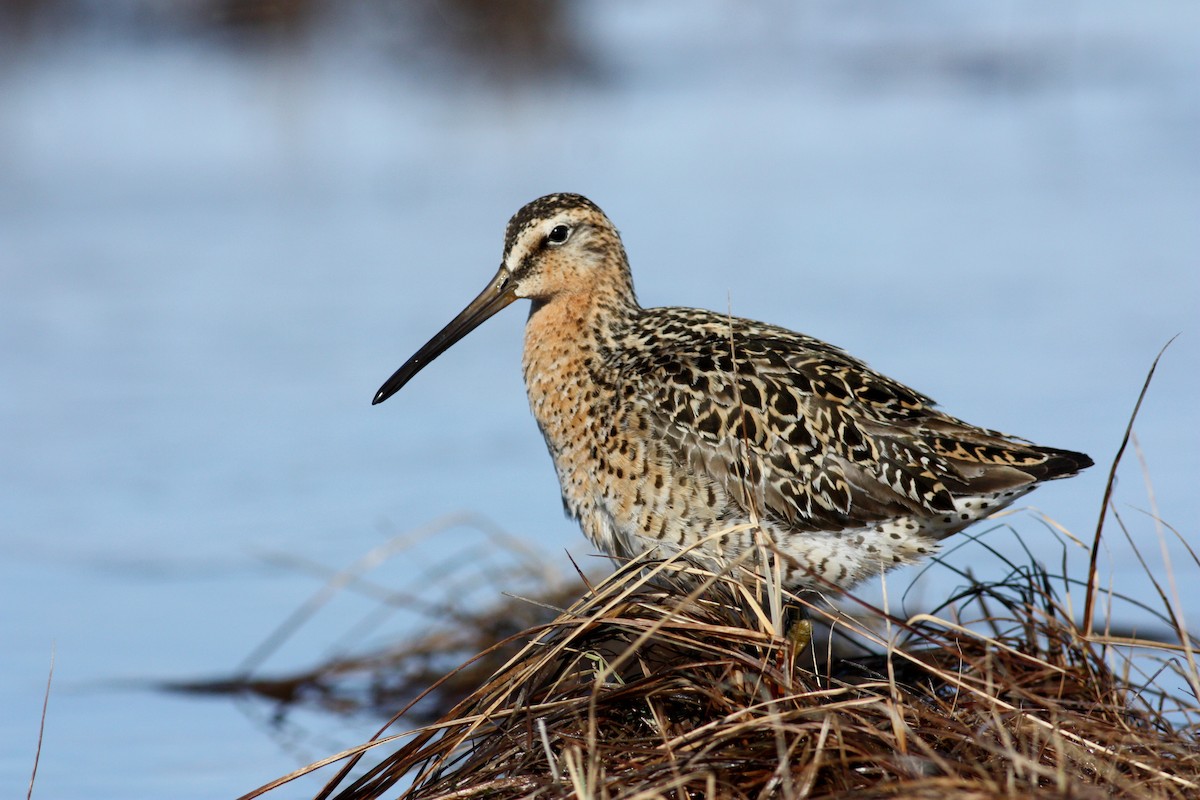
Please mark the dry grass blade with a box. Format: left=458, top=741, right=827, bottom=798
left=27, top=649, right=53, bottom=800
left=1083, top=336, right=1176, bottom=635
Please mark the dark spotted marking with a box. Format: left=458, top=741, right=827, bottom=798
left=739, top=381, right=762, bottom=408
left=773, top=388, right=799, bottom=418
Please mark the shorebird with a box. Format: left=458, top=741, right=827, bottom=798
left=373, top=194, right=1092, bottom=594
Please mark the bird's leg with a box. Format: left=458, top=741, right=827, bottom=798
left=768, top=602, right=813, bottom=688
left=787, top=617, right=814, bottom=653
left=782, top=602, right=814, bottom=653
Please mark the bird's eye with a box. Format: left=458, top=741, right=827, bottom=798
left=545, top=225, right=572, bottom=246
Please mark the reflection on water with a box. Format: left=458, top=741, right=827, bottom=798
left=2, top=3, right=1198, bottom=798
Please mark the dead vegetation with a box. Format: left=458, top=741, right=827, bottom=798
left=225, top=518, right=1199, bottom=800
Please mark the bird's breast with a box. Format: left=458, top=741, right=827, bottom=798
left=521, top=298, right=618, bottom=522
left=521, top=301, right=744, bottom=564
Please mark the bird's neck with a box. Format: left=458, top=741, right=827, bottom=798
left=522, top=283, right=638, bottom=433
left=524, top=277, right=640, bottom=364
left=520, top=286, right=639, bottom=527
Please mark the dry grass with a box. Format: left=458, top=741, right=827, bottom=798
left=232, top=528, right=1199, bottom=800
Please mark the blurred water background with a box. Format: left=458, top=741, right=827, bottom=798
left=2, top=1, right=1198, bottom=797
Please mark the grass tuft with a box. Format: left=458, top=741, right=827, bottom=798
left=232, top=529, right=1199, bottom=800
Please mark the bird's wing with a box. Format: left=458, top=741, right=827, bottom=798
left=617, top=309, right=1069, bottom=532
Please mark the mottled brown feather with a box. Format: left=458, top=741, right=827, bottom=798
left=614, top=309, right=1090, bottom=537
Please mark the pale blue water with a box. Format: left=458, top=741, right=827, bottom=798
left=3, top=3, right=1199, bottom=797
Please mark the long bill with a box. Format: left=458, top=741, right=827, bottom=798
left=372, top=267, right=517, bottom=405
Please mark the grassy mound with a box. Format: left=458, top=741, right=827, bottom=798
left=235, top=528, right=1198, bottom=800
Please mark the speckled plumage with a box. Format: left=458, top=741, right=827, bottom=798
left=374, top=193, right=1092, bottom=592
